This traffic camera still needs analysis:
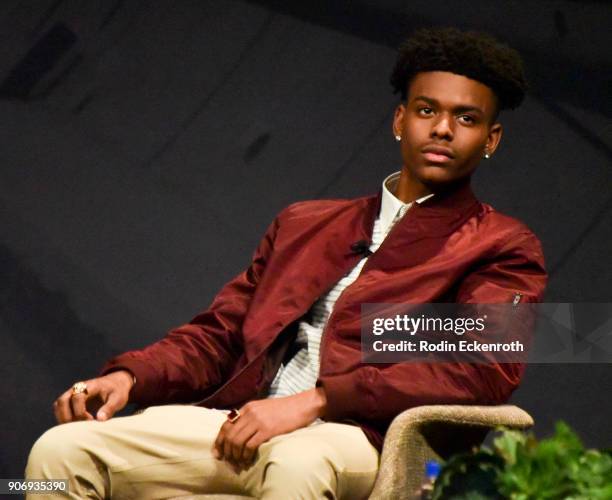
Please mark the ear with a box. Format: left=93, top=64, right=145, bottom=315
left=392, top=103, right=406, bottom=138
left=485, top=122, right=503, bottom=156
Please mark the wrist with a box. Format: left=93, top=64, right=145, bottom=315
left=110, top=370, right=136, bottom=391
left=312, top=387, right=327, bottom=418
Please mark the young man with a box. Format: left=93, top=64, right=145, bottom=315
left=26, top=27, right=546, bottom=499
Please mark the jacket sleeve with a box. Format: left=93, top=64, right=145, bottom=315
left=100, top=215, right=280, bottom=406
left=319, top=230, right=547, bottom=424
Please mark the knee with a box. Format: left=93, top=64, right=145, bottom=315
left=260, top=445, right=338, bottom=499
left=268, top=447, right=333, bottom=473
left=26, top=423, right=88, bottom=477
left=263, top=439, right=339, bottom=483
left=258, top=431, right=377, bottom=499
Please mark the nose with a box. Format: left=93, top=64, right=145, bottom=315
left=431, top=113, right=454, bottom=141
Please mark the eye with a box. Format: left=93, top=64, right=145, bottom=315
left=418, top=107, right=434, bottom=116
left=459, top=115, right=475, bottom=124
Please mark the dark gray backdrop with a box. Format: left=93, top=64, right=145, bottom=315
left=1, top=0, right=610, bottom=478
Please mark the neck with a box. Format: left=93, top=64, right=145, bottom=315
left=395, top=167, right=471, bottom=203
left=394, top=168, right=433, bottom=203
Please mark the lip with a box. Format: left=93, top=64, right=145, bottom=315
left=421, top=144, right=455, bottom=163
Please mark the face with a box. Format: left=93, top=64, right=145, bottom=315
left=392, top=71, right=502, bottom=195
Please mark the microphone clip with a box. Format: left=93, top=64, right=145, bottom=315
left=350, top=240, right=373, bottom=257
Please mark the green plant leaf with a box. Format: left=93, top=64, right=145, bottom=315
left=431, top=421, right=612, bottom=500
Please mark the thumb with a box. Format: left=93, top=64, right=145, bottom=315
left=96, top=392, right=124, bottom=421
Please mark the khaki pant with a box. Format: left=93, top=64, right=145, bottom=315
left=26, top=405, right=379, bottom=499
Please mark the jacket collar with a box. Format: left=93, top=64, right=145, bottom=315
left=361, top=181, right=480, bottom=240
left=417, top=180, right=479, bottom=213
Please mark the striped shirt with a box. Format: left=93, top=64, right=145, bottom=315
left=267, top=172, right=433, bottom=398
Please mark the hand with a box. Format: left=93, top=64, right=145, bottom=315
left=53, top=370, right=135, bottom=423
left=213, top=388, right=327, bottom=471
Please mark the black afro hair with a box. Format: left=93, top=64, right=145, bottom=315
left=390, top=27, right=527, bottom=112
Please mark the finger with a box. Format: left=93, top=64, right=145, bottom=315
left=53, top=394, right=71, bottom=424
left=232, top=424, right=258, bottom=465
left=214, top=421, right=231, bottom=459
left=241, top=432, right=263, bottom=467
left=96, top=390, right=124, bottom=421
left=223, top=424, right=237, bottom=463
left=69, top=393, right=94, bottom=421
left=222, top=418, right=251, bottom=465
left=54, top=386, right=83, bottom=423
left=71, top=379, right=102, bottom=421
left=221, top=417, right=248, bottom=459
left=54, top=379, right=102, bottom=423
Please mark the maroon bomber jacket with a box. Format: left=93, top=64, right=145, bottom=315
left=101, top=183, right=547, bottom=451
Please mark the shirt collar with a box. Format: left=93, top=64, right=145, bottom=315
left=380, top=171, right=434, bottom=234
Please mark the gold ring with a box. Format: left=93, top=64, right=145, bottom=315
left=227, top=409, right=241, bottom=423
left=72, top=381, right=88, bottom=395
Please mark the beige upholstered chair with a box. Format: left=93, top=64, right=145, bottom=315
left=171, top=404, right=534, bottom=500
left=368, top=404, right=533, bottom=499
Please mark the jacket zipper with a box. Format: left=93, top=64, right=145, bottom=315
left=318, top=203, right=418, bottom=366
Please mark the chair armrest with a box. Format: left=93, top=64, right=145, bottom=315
left=368, top=405, right=534, bottom=499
